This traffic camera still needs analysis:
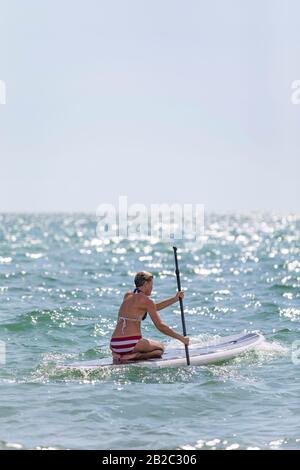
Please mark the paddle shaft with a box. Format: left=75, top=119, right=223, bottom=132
left=173, top=246, right=190, bottom=366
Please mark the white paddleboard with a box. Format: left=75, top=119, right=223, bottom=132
left=60, top=332, right=264, bottom=370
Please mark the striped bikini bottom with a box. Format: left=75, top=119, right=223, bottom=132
left=110, top=335, right=142, bottom=355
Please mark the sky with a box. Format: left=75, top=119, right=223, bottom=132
left=0, top=0, right=299, bottom=213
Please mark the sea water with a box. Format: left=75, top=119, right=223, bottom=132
left=0, top=213, right=299, bottom=450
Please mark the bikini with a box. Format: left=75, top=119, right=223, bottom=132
left=110, top=288, right=147, bottom=355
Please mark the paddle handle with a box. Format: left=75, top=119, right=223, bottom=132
left=173, top=246, right=190, bottom=366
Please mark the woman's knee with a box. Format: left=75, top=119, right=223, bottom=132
left=134, top=338, right=164, bottom=353
left=149, top=339, right=164, bottom=352
left=157, top=341, right=165, bottom=352
left=156, top=348, right=164, bottom=357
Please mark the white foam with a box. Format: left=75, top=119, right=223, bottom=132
left=256, top=339, right=288, bottom=354
left=226, top=443, right=240, bottom=450
left=165, top=333, right=220, bottom=351
left=6, top=442, right=23, bottom=449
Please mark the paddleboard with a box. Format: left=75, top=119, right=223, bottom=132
left=60, top=332, right=264, bottom=370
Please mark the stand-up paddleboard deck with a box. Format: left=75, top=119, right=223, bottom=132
left=60, top=332, right=264, bottom=370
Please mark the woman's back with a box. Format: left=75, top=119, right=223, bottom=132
left=112, top=292, right=147, bottom=337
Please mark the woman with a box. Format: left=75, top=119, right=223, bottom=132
left=110, top=271, right=189, bottom=364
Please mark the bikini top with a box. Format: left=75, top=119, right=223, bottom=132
left=118, top=288, right=148, bottom=334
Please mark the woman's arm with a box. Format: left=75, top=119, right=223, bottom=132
left=155, top=296, right=176, bottom=311
left=155, top=291, right=184, bottom=311
left=146, top=298, right=189, bottom=345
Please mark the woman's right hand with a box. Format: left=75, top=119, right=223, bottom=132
left=181, top=336, right=189, bottom=346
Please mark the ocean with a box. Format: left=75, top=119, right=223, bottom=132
left=0, top=212, right=299, bottom=450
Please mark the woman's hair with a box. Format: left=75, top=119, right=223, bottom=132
left=134, top=271, right=153, bottom=288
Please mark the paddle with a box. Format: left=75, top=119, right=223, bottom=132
left=173, top=246, right=190, bottom=366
